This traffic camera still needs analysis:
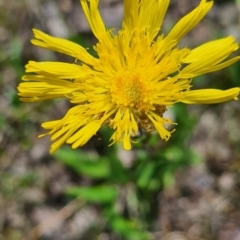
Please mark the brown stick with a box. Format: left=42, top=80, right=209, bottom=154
left=22, top=198, right=84, bottom=240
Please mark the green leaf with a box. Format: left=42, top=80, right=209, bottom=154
left=54, top=147, right=110, bottom=178
left=8, top=37, right=24, bottom=77
left=137, top=162, right=155, bottom=189
left=108, top=155, right=129, bottom=183
left=66, top=185, right=117, bottom=204
left=163, top=146, right=201, bottom=165
left=110, top=217, right=150, bottom=240
left=162, top=168, right=176, bottom=188
left=0, top=115, right=5, bottom=129
left=163, top=146, right=185, bottom=163
left=188, top=149, right=202, bottom=165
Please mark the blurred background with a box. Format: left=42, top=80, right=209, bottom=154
left=1, top=0, right=240, bottom=239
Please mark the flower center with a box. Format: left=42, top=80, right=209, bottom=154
left=111, top=71, right=149, bottom=110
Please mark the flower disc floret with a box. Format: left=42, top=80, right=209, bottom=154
left=111, top=71, right=150, bottom=109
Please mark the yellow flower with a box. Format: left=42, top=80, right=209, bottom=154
left=18, top=0, right=240, bottom=153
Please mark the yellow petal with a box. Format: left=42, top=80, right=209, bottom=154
left=18, top=83, right=73, bottom=101
left=179, top=36, right=240, bottom=78
left=201, top=57, right=240, bottom=73
left=80, top=0, right=108, bottom=40
left=122, top=0, right=138, bottom=31
left=182, top=36, right=238, bottom=63
left=31, top=29, right=97, bottom=65
left=67, top=120, right=102, bottom=148
left=148, top=113, right=173, bottom=141
left=181, top=88, right=240, bottom=104
left=25, top=61, right=89, bottom=79
left=165, top=0, right=213, bottom=43
left=123, top=0, right=170, bottom=40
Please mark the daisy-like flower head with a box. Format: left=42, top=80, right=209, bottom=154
left=18, top=0, right=240, bottom=153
